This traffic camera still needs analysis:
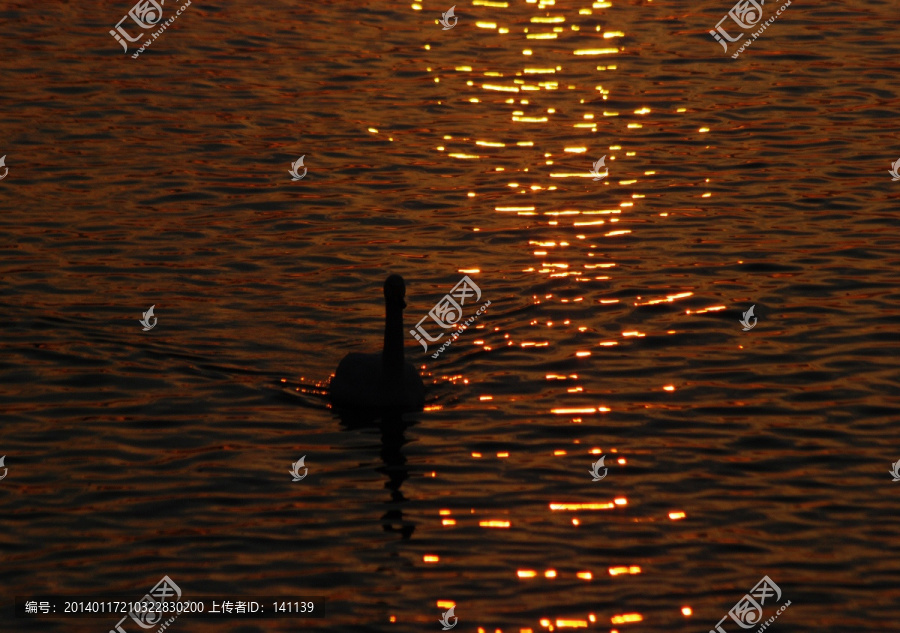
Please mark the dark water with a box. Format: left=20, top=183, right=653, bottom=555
left=2, top=0, right=900, bottom=631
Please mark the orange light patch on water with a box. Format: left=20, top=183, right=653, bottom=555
left=518, top=570, right=538, bottom=578
left=550, top=502, right=615, bottom=511
left=617, top=458, right=626, bottom=465
left=497, top=452, right=509, bottom=458
left=439, top=509, right=452, bottom=515
left=437, top=600, right=455, bottom=609
left=442, top=519, right=456, bottom=526
left=483, top=84, right=518, bottom=93
left=576, top=351, right=591, bottom=357
left=611, top=613, right=643, bottom=624
left=664, top=385, right=675, bottom=391
left=682, top=607, right=693, bottom=616
left=622, top=331, right=645, bottom=337
left=390, top=614, right=397, bottom=622
left=480, top=520, right=511, bottom=528
left=472, top=452, right=482, bottom=458
left=669, top=511, right=686, bottom=520
left=574, top=48, right=618, bottom=55
left=572, top=518, right=580, bottom=525
left=480, top=395, right=493, bottom=401
left=692, top=305, right=726, bottom=314
left=576, top=571, right=592, bottom=580
left=552, top=408, right=596, bottom=414
left=544, top=569, right=557, bottom=578
left=424, top=555, right=439, bottom=563
left=554, top=450, right=567, bottom=456
left=555, top=619, right=587, bottom=628
left=609, top=565, right=641, bottom=576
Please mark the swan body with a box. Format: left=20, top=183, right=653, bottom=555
left=329, top=275, right=425, bottom=411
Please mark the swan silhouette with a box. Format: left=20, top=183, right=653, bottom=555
left=329, top=275, right=426, bottom=411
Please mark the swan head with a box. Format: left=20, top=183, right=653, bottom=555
left=384, top=274, right=407, bottom=309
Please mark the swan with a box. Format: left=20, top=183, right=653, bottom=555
left=329, top=274, right=426, bottom=411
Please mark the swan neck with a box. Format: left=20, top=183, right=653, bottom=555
left=383, top=303, right=404, bottom=377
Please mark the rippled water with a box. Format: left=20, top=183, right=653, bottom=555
left=3, top=0, right=900, bottom=631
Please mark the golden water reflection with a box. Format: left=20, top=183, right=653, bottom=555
left=411, top=0, right=708, bottom=628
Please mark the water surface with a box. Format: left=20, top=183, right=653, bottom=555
left=2, top=0, right=900, bottom=631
